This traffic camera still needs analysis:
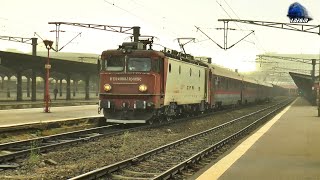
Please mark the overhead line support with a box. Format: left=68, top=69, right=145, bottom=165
left=0, top=36, right=38, bottom=55
left=218, top=19, right=320, bottom=35
left=48, top=22, right=141, bottom=51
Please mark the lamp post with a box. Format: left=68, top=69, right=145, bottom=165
left=43, top=40, right=53, bottom=113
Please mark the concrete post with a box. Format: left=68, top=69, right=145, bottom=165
left=7, top=76, right=11, bottom=98
left=85, top=76, right=90, bottom=100
left=32, top=38, right=37, bottom=56
left=59, top=79, right=63, bottom=97
left=73, top=80, right=76, bottom=97
left=312, top=59, right=316, bottom=105
left=318, top=58, right=320, bottom=116
left=31, top=39, right=37, bottom=101
left=66, top=74, right=71, bottom=100
left=1, top=76, right=3, bottom=89
left=16, top=70, right=22, bottom=101
left=31, top=70, right=36, bottom=101
left=27, top=77, right=30, bottom=97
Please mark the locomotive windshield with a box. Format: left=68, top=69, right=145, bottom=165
left=105, top=56, right=124, bottom=71
left=128, top=58, right=151, bottom=72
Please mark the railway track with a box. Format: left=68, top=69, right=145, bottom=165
left=69, top=99, right=292, bottom=180
left=0, top=123, right=134, bottom=168
left=0, top=101, right=253, bottom=169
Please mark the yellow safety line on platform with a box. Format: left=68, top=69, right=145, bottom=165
left=197, top=99, right=297, bottom=180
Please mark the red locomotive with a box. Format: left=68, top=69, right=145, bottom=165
left=98, top=34, right=273, bottom=124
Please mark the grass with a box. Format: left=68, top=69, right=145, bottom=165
left=119, top=131, right=131, bottom=153
left=28, top=140, right=40, bottom=165
left=28, top=131, right=42, bottom=165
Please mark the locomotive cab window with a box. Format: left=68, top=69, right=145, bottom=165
left=128, top=58, right=151, bottom=72
left=105, top=56, right=125, bottom=71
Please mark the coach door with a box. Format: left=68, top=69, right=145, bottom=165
left=210, top=71, right=216, bottom=106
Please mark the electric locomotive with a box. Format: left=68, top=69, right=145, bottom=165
left=98, top=40, right=165, bottom=124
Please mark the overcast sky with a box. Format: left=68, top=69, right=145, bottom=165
left=1, top=0, right=319, bottom=72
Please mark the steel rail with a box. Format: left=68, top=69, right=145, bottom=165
left=152, top=99, right=292, bottom=179
left=0, top=124, right=131, bottom=164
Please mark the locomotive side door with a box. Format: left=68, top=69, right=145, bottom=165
left=152, top=57, right=165, bottom=109
left=158, top=58, right=165, bottom=104
left=159, top=58, right=164, bottom=95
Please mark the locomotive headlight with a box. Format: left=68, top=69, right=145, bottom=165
left=138, top=84, right=148, bottom=92
left=104, top=84, right=112, bottom=92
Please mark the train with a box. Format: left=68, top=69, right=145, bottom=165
left=98, top=38, right=279, bottom=124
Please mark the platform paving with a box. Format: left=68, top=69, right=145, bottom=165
left=196, top=97, right=320, bottom=180
left=0, top=104, right=102, bottom=128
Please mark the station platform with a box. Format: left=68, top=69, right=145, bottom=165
left=195, top=97, right=320, bottom=180
left=0, top=104, right=102, bottom=129
left=0, top=99, right=98, bottom=110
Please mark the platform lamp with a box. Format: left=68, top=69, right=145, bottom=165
left=43, top=40, right=53, bottom=113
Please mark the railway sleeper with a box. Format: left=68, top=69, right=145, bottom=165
left=6, top=146, right=29, bottom=151
left=78, top=133, right=101, bottom=138
left=0, top=163, right=19, bottom=169
left=111, top=174, right=151, bottom=180
left=122, top=169, right=159, bottom=176
left=132, top=162, right=155, bottom=169
left=0, top=150, right=12, bottom=155
left=42, top=140, right=59, bottom=144
left=127, top=167, right=159, bottom=174
left=59, top=139, right=75, bottom=143
left=181, top=171, right=194, bottom=176
left=40, top=142, right=54, bottom=146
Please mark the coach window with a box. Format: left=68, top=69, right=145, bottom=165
left=199, top=70, right=200, bottom=77
left=169, top=63, right=172, bottom=73
left=190, top=68, right=192, bottom=76
left=105, top=56, right=124, bottom=71
left=179, top=65, right=181, bottom=74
